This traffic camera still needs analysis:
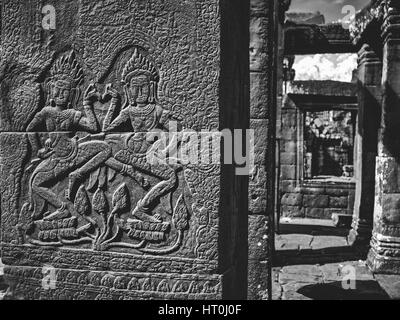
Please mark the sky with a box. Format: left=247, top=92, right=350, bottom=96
left=293, top=54, right=358, bottom=82
left=289, top=0, right=370, bottom=23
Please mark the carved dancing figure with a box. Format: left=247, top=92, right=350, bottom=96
left=103, top=48, right=181, bottom=223
left=27, top=51, right=148, bottom=221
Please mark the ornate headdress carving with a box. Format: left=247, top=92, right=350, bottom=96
left=45, top=51, right=84, bottom=108
left=49, top=51, right=84, bottom=87
left=121, top=48, right=159, bottom=85
left=121, top=48, right=159, bottom=104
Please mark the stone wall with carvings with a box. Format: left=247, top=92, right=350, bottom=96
left=0, top=0, right=250, bottom=299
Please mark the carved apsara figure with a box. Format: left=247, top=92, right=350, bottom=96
left=103, top=48, right=181, bottom=223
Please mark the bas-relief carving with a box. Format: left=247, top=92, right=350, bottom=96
left=0, top=0, right=226, bottom=299
left=23, top=49, right=190, bottom=255
left=1, top=48, right=219, bottom=263
left=5, top=266, right=222, bottom=300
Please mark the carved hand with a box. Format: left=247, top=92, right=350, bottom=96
left=103, top=83, right=120, bottom=102
left=84, top=83, right=100, bottom=105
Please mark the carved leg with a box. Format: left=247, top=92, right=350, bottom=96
left=132, top=165, right=177, bottom=222
left=67, top=142, right=112, bottom=199
left=32, top=171, right=71, bottom=220
left=105, top=158, right=150, bottom=189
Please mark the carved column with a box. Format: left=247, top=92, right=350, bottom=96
left=368, top=0, right=400, bottom=274
left=0, top=0, right=250, bottom=299
left=348, top=44, right=382, bottom=246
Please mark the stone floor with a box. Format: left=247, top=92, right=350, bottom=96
left=273, top=218, right=400, bottom=300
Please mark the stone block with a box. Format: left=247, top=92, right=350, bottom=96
left=281, top=140, right=298, bottom=153
left=250, top=16, right=272, bottom=72
left=305, top=208, right=328, bottom=219
left=332, top=213, right=353, bottom=228
left=301, top=187, right=326, bottom=195
left=325, top=188, right=350, bottom=197
left=348, top=192, right=355, bottom=210
left=303, top=195, right=329, bottom=208
left=281, top=193, right=303, bottom=206
left=280, top=128, right=297, bottom=141
left=250, top=0, right=270, bottom=16
left=250, top=72, right=269, bottom=119
left=281, top=165, right=296, bottom=180
left=281, top=205, right=305, bottom=218
left=382, top=194, right=400, bottom=224
left=251, top=119, right=269, bottom=165
left=280, top=181, right=298, bottom=193
left=329, top=196, right=348, bottom=209
left=310, top=236, right=348, bottom=250
left=248, top=260, right=270, bottom=300
left=280, top=152, right=297, bottom=165
left=249, top=186, right=268, bottom=215
left=248, top=215, right=270, bottom=261
left=281, top=111, right=298, bottom=129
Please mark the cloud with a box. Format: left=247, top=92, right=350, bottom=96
left=293, top=54, right=357, bottom=82
left=289, top=0, right=369, bottom=23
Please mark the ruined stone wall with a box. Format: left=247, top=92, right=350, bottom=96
left=279, top=82, right=356, bottom=221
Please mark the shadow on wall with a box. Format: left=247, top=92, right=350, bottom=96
left=383, top=84, right=400, bottom=159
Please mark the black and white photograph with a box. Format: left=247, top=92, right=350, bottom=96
left=0, top=0, right=399, bottom=306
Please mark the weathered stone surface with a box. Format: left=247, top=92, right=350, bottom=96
left=285, top=12, right=325, bottom=25
left=248, top=215, right=269, bottom=261
left=280, top=152, right=297, bottom=165
left=280, top=165, right=296, bottom=180
left=248, top=260, right=270, bottom=300
left=285, top=22, right=355, bottom=55
left=281, top=140, right=297, bottom=153
left=288, top=81, right=357, bottom=97
left=279, top=265, right=322, bottom=284
left=303, top=195, right=329, bottom=208
left=281, top=193, right=303, bottom=206
left=305, top=208, right=327, bottom=219
left=275, top=234, right=313, bottom=251
left=249, top=186, right=268, bottom=214
left=281, top=205, right=305, bottom=218
left=0, top=0, right=250, bottom=300
left=329, top=197, right=348, bottom=209
left=310, top=236, right=348, bottom=250
left=325, top=187, right=352, bottom=197
left=250, top=72, right=269, bottom=119
left=374, top=275, right=400, bottom=300
left=250, top=16, right=271, bottom=72
left=251, top=119, right=269, bottom=165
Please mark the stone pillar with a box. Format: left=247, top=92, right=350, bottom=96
left=348, top=44, right=382, bottom=246
left=248, top=0, right=289, bottom=300
left=368, top=0, right=400, bottom=274
left=0, top=0, right=250, bottom=299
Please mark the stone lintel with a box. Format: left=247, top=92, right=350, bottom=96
left=285, top=23, right=356, bottom=55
